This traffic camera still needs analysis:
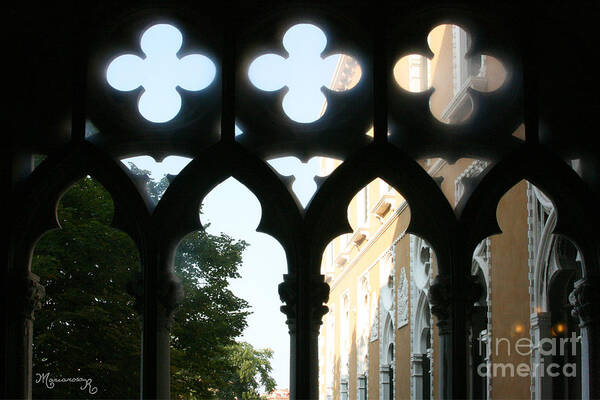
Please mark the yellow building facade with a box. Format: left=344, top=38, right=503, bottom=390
left=318, top=24, right=581, bottom=400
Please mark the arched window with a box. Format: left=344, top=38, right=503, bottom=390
left=5, top=4, right=599, bottom=400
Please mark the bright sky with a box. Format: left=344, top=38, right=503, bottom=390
left=115, top=23, right=342, bottom=390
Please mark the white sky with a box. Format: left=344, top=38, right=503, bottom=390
left=116, top=23, right=342, bottom=389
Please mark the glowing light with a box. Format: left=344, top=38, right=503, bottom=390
left=513, top=323, right=524, bottom=334
left=552, top=322, right=567, bottom=336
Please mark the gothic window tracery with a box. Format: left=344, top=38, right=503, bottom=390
left=5, top=3, right=600, bottom=400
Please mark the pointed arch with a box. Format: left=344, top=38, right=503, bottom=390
left=458, top=145, right=599, bottom=277
left=12, top=142, right=150, bottom=276
left=307, top=143, right=457, bottom=276
left=155, top=141, right=302, bottom=274
left=31, top=175, right=142, bottom=398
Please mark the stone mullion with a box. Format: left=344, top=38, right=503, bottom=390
left=279, top=261, right=328, bottom=400
left=141, top=248, right=158, bottom=400
left=429, top=274, right=453, bottom=399
left=430, top=242, right=482, bottom=400
left=139, top=238, right=183, bottom=400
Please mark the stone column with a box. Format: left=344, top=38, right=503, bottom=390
left=279, top=273, right=329, bottom=400
left=135, top=259, right=183, bottom=400
left=430, top=274, right=481, bottom=400
left=429, top=275, right=453, bottom=400
left=156, top=273, right=183, bottom=399
left=5, top=272, right=45, bottom=399
left=530, top=312, right=553, bottom=400
left=569, top=276, right=600, bottom=400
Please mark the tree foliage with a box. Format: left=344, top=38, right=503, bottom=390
left=219, top=342, right=277, bottom=400
left=32, top=177, right=141, bottom=399
left=32, top=171, right=277, bottom=399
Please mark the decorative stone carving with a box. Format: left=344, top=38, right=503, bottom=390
left=413, top=244, right=432, bottom=292
left=454, top=160, right=490, bottom=206
left=278, top=274, right=329, bottom=334
left=429, top=274, right=481, bottom=331
left=398, top=267, right=409, bottom=328
left=310, top=276, right=330, bottom=330
left=8, top=273, right=46, bottom=322
left=370, top=295, right=379, bottom=341
left=279, top=274, right=297, bottom=333
left=569, top=277, right=600, bottom=327
left=24, top=273, right=45, bottom=321
left=429, top=275, right=452, bottom=328
left=157, top=273, right=184, bottom=329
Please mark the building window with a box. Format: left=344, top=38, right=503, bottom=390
left=356, top=187, right=368, bottom=226
left=452, top=25, right=482, bottom=95
left=358, top=374, right=368, bottom=400
left=340, top=378, right=349, bottom=400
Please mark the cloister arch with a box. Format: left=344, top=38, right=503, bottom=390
left=12, top=142, right=151, bottom=267
left=458, top=146, right=599, bottom=276
left=307, top=144, right=457, bottom=276
left=31, top=176, right=142, bottom=399
left=4, top=2, right=600, bottom=400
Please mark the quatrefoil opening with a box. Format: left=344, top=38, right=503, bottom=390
left=249, top=24, right=362, bottom=123
left=393, top=24, right=506, bottom=124
left=107, top=24, right=216, bottom=123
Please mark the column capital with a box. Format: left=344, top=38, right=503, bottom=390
left=127, top=272, right=184, bottom=329
left=278, top=274, right=329, bottom=334
left=157, top=273, right=184, bottom=329
left=569, top=276, right=600, bottom=328
left=310, top=275, right=330, bottom=331
left=429, top=275, right=452, bottom=332
left=279, top=274, right=297, bottom=333
left=429, top=273, right=482, bottom=333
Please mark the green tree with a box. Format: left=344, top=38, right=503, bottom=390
left=32, top=177, right=141, bottom=399
left=219, top=342, right=277, bottom=400
left=32, top=169, right=277, bottom=399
